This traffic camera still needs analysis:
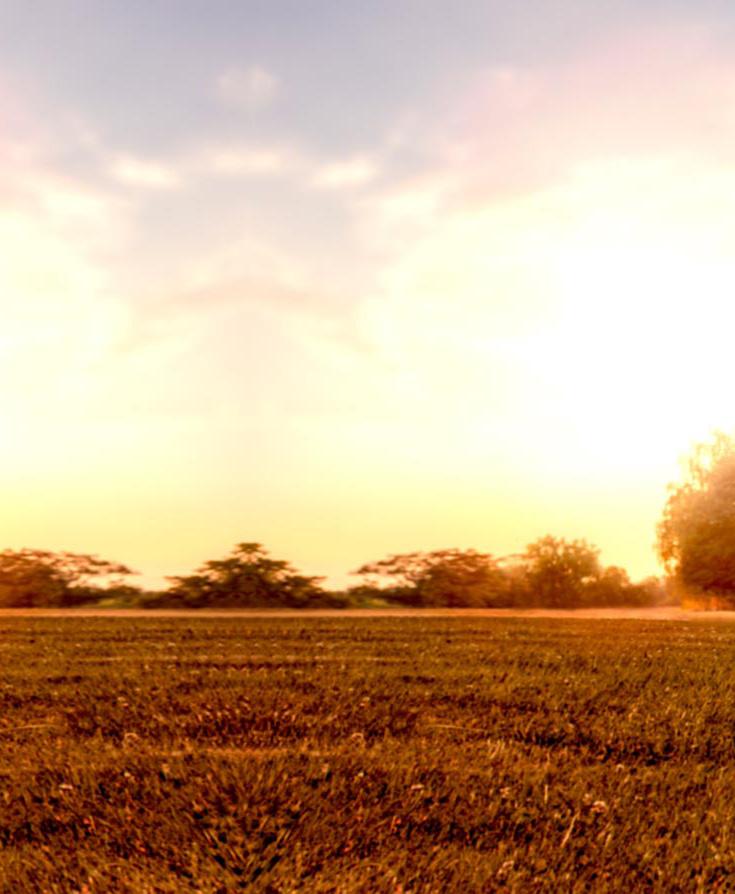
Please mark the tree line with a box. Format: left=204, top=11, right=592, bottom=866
left=0, top=538, right=665, bottom=610
left=4, top=430, right=735, bottom=610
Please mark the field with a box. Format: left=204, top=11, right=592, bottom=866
left=2, top=613, right=735, bottom=892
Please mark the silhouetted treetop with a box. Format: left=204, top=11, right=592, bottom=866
left=164, top=542, right=326, bottom=608
left=521, top=536, right=601, bottom=608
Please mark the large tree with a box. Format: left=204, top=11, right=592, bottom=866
left=164, top=542, right=326, bottom=608
left=658, top=432, right=735, bottom=603
left=520, top=536, right=601, bottom=608
left=353, top=549, right=509, bottom=607
left=0, top=549, right=135, bottom=607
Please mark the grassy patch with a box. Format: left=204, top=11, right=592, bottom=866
left=0, top=616, right=734, bottom=891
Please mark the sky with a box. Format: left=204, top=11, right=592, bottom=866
left=2, top=1, right=735, bottom=588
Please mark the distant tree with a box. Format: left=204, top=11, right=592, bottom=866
left=583, top=565, right=662, bottom=607
left=0, top=549, right=135, bottom=608
left=338, top=585, right=394, bottom=608
left=353, top=549, right=509, bottom=607
left=498, top=556, right=534, bottom=607
left=582, top=565, right=631, bottom=607
left=629, top=576, right=669, bottom=607
left=94, top=583, right=147, bottom=606
left=521, top=536, right=601, bottom=608
left=163, top=542, right=326, bottom=608
left=658, top=432, right=735, bottom=605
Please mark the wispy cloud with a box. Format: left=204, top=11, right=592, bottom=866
left=103, top=139, right=382, bottom=198
left=215, top=65, right=279, bottom=110
left=198, top=145, right=288, bottom=176
left=110, top=154, right=181, bottom=189
left=311, top=157, right=378, bottom=190
left=442, top=23, right=733, bottom=209
left=104, top=143, right=293, bottom=191
left=0, top=150, right=132, bottom=418
left=322, top=22, right=735, bottom=495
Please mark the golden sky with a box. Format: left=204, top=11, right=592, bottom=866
left=1, top=3, right=734, bottom=587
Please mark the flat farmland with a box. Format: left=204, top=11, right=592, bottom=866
left=2, top=615, right=735, bottom=892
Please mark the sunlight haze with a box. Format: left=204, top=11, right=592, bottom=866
left=2, top=0, right=733, bottom=587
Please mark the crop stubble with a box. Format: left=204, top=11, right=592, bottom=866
left=0, top=615, right=733, bottom=892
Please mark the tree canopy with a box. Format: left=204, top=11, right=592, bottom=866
left=164, top=542, right=327, bottom=608
left=0, top=537, right=664, bottom=611
left=520, top=536, right=601, bottom=607
left=354, top=538, right=660, bottom=609
left=354, top=549, right=509, bottom=607
left=658, top=432, right=735, bottom=604
left=0, top=549, right=135, bottom=607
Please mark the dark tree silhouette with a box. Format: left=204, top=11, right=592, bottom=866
left=354, top=549, right=509, bottom=607
left=164, top=542, right=326, bottom=608
left=520, top=536, right=601, bottom=608
left=658, top=432, right=735, bottom=605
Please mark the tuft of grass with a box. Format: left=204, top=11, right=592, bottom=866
left=1, top=616, right=735, bottom=891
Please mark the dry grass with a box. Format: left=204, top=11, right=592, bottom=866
left=1, top=615, right=734, bottom=891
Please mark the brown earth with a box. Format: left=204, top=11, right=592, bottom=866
left=0, top=605, right=725, bottom=620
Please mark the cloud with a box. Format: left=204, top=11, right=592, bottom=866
left=110, top=154, right=181, bottom=189
left=215, top=65, right=279, bottom=110
left=150, top=224, right=346, bottom=321
left=360, top=23, right=735, bottom=240
left=311, top=157, right=378, bottom=190
left=0, top=113, right=198, bottom=433
left=199, top=145, right=288, bottom=176
left=324, top=23, right=735, bottom=488
left=441, top=23, right=735, bottom=209
left=0, top=155, right=133, bottom=422
left=105, top=143, right=294, bottom=191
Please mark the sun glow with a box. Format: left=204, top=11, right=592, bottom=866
left=4, top=11, right=735, bottom=589
left=349, top=153, right=735, bottom=560
left=549, top=160, right=735, bottom=472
